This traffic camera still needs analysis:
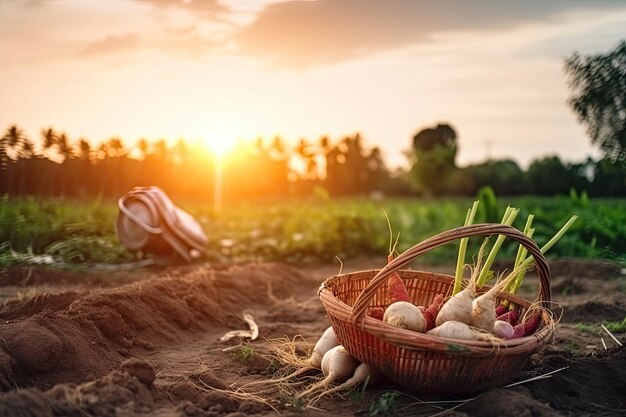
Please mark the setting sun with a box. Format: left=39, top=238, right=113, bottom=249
left=203, top=135, right=237, bottom=158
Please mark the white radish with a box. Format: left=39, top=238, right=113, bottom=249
left=471, top=263, right=527, bottom=332
left=309, top=326, right=339, bottom=368
left=436, top=239, right=489, bottom=327
left=244, top=326, right=338, bottom=387
left=427, top=321, right=489, bottom=341
left=298, top=345, right=360, bottom=398
left=493, top=320, right=515, bottom=339
left=435, top=288, right=475, bottom=327
left=384, top=301, right=426, bottom=332
left=471, top=291, right=497, bottom=331
left=311, top=362, right=383, bottom=404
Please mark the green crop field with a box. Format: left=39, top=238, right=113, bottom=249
left=1, top=193, right=625, bottom=268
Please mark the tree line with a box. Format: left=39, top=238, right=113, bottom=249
left=0, top=122, right=623, bottom=201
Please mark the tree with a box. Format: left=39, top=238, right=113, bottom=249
left=410, top=123, right=458, bottom=195
left=56, top=133, right=73, bottom=160
left=1, top=124, right=28, bottom=166
left=527, top=156, right=570, bottom=196
left=78, top=139, right=92, bottom=160
left=463, top=159, right=529, bottom=196
left=565, top=41, right=626, bottom=164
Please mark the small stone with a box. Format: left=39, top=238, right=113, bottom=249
left=119, top=358, right=157, bottom=385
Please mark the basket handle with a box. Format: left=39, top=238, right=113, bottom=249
left=350, top=223, right=551, bottom=325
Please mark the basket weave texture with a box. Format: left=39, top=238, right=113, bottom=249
left=318, top=224, right=555, bottom=397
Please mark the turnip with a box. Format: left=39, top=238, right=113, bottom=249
left=383, top=212, right=410, bottom=304
left=436, top=240, right=488, bottom=327
left=497, top=309, right=520, bottom=326
left=298, top=345, right=360, bottom=398
left=493, top=320, right=515, bottom=339
left=367, top=307, right=385, bottom=320
left=427, top=321, right=490, bottom=341
left=383, top=301, right=426, bottom=332
left=471, top=263, right=526, bottom=332
left=435, top=288, right=474, bottom=327
left=311, top=362, right=383, bottom=404
left=245, top=326, right=338, bottom=387
left=511, top=312, right=543, bottom=338
left=309, top=326, right=339, bottom=368
left=421, top=293, right=445, bottom=331
left=495, top=304, right=508, bottom=317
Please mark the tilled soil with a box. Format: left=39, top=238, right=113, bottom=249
left=0, top=258, right=624, bottom=417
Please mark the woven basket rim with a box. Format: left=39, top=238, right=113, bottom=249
left=320, top=269, right=554, bottom=357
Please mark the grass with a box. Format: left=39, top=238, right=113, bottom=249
left=563, top=341, right=582, bottom=357
left=574, top=317, right=626, bottom=336
left=1, top=194, right=625, bottom=267
left=231, top=344, right=256, bottom=363
left=368, top=392, right=399, bottom=416
left=604, top=317, right=626, bottom=333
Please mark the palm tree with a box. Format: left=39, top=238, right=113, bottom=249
left=78, top=138, right=91, bottom=160
left=41, top=127, right=57, bottom=158
left=1, top=124, right=27, bottom=167
left=107, top=137, right=125, bottom=157
left=19, top=137, right=35, bottom=159
left=1, top=124, right=30, bottom=196
left=136, top=138, right=149, bottom=159
left=269, top=136, right=288, bottom=160
left=56, top=132, right=73, bottom=161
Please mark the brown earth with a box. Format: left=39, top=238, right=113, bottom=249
left=0, top=258, right=624, bottom=417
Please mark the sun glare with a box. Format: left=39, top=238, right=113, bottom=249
left=205, top=136, right=236, bottom=157
left=201, top=126, right=238, bottom=158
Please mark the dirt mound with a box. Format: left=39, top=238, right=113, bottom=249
left=0, top=263, right=306, bottom=390
left=562, top=301, right=626, bottom=323
left=0, top=358, right=157, bottom=417
left=549, top=259, right=622, bottom=280
left=0, top=292, right=82, bottom=320
left=529, top=347, right=626, bottom=414
left=0, top=267, right=144, bottom=288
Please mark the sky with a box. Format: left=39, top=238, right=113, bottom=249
left=1, top=0, right=625, bottom=169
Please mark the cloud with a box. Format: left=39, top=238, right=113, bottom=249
left=232, top=0, right=626, bottom=68
left=77, top=33, right=141, bottom=57
left=136, top=0, right=227, bottom=17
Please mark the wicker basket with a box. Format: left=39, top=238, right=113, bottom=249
left=319, top=224, right=555, bottom=397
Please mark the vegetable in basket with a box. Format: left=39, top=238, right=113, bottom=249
left=431, top=202, right=578, bottom=341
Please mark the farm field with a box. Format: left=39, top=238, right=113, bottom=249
left=2, top=195, right=625, bottom=267
left=0, top=196, right=625, bottom=416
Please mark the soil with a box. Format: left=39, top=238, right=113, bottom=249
left=0, top=257, right=624, bottom=417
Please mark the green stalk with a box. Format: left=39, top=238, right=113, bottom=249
left=513, top=215, right=534, bottom=270
left=503, top=215, right=534, bottom=300
left=507, top=227, right=535, bottom=297
left=518, top=215, right=579, bottom=270
left=453, top=200, right=479, bottom=295
left=476, top=206, right=519, bottom=287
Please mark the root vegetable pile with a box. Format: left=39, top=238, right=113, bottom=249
left=369, top=202, right=577, bottom=343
